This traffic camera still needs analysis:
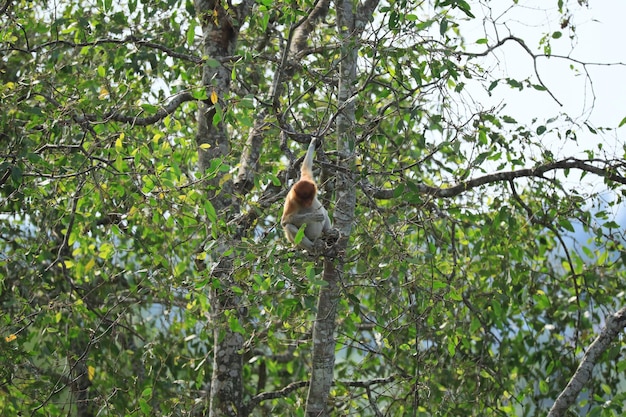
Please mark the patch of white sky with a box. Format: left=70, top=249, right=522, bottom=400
left=464, top=1, right=626, bottom=131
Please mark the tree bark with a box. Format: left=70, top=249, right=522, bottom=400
left=193, top=1, right=252, bottom=416
left=194, top=0, right=237, bottom=183
left=304, top=0, right=369, bottom=414
left=547, top=306, right=626, bottom=417
left=305, top=260, right=342, bottom=417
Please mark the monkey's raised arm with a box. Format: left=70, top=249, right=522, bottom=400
left=300, top=138, right=317, bottom=182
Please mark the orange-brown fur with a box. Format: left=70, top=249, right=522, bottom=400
left=281, top=139, right=331, bottom=250
left=291, top=180, right=316, bottom=207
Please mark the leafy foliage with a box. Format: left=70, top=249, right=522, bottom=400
left=1, top=0, right=625, bottom=416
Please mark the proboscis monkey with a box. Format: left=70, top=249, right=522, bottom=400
left=281, top=138, right=331, bottom=250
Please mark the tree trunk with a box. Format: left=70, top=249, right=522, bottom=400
left=304, top=0, right=361, bottom=415
left=193, top=1, right=251, bottom=415
left=305, top=260, right=342, bottom=417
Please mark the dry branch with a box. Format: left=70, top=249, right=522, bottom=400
left=367, top=158, right=626, bottom=200
left=547, top=306, right=626, bottom=417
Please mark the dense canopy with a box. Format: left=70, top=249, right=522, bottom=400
left=1, top=0, right=626, bottom=416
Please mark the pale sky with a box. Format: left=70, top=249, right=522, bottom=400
left=462, top=1, right=626, bottom=224
left=473, top=1, right=626, bottom=134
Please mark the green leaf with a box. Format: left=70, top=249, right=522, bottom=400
left=559, top=218, right=575, bottom=233
left=10, top=165, right=22, bottom=184
left=140, top=103, right=158, bottom=113
left=478, top=129, right=487, bottom=144
left=432, top=280, right=447, bottom=290
left=266, top=173, right=281, bottom=186
left=186, top=21, right=197, bottom=46
left=259, top=12, right=270, bottom=31
left=447, top=338, right=456, bottom=356
left=212, top=102, right=223, bottom=126
left=455, top=0, right=475, bottom=18
left=294, top=225, right=306, bottom=245
left=204, top=201, right=217, bottom=223
left=506, top=78, right=523, bottom=90
left=310, top=277, right=329, bottom=287
left=393, top=184, right=405, bottom=198
left=491, top=300, right=502, bottom=317
left=98, top=242, right=115, bottom=260
left=585, top=122, right=597, bottom=134
left=439, top=18, right=448, bottom=36
left=192, top=88, right=208, bottom=100
left=474, top=151, right=490, bottom=166
left=139, top=398, right=150, bottom=414
left=470, top=317, right=481, bottom=334
left=115, top=134, right=124, bottom=153
left=228, top=315, right=245, bottom=334
left=306, top=264, right=316, bottom=281
left=205, top=58, right=221, bottom=68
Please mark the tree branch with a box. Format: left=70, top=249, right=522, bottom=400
left=464, top=35, right=563, bottom=105
left=36, top=90, right=196, bottom=126
left=367, top=158, right=626, bottom=199
left=465, top=35, right=626, bottom=67
left=234, top=1, right=331, bottom=194
left=547, top=306, right=626, bottom=417
left=241, top=375, right=397, bottom=416
left=342, top=375, right=396, bottom=388
left=81, top=92, right=196, bottom=126
left=0, top=0, right=11, bottom=16
left=8, top=35, right=203, bottom=64
left=242, top=380, right=309, bottom=416
left=44, top=178, right=86, bottom=272
left=463, top=35, right=625, bottom=108
left=290, top=0, right=331, bottom=58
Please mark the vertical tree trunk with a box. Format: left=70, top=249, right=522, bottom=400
left=305, top=260, right=341, bottom=417
left=304, top=1, right=378, bottom=414
left=192, top=1, right=251, bottom=415
left=194, top=0, right=237, bottom=182
left=70, top=343, right=94, bottom=417
left=304, top=1, right=359, bottom=415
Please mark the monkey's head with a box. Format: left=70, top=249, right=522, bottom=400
left=293, top=180, right=317, bottom=207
